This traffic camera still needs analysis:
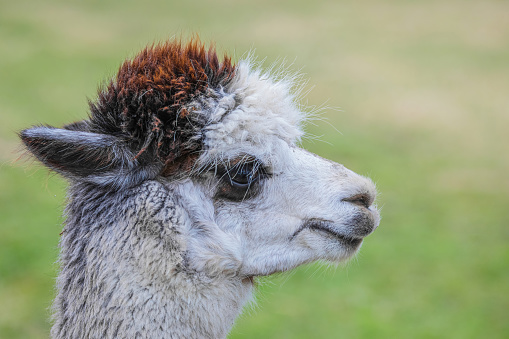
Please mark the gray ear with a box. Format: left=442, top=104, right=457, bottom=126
left=20, top=125, right=162, bottom=189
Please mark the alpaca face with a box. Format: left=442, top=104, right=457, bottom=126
left=188, top=146, right=379, bottom=278
left=172, top=62, right=380, bottom=278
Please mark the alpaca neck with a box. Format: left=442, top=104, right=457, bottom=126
left=107, top=271, right=254, bottom=338
left=51, top=244, right=253, bottom=338
left=50, top=183, right=253, bottom=338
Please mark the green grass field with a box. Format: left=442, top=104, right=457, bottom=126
left=1, top=0, right=508, bottom=338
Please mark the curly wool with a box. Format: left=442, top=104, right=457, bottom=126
left=88, top=39, right=236, bottom=170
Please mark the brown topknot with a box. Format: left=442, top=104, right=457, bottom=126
left=88, top=38, right=236, bottom=172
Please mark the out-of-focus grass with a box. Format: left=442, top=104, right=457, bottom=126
left=1, top=0, right=508, bottom=338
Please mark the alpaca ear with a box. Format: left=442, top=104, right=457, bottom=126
left=20, top=126, right=161, bottom=188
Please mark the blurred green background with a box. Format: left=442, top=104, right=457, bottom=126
left=1, top=0, right=508, bottom=338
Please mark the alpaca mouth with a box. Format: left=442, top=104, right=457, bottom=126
left=309, top=222, right=363, bottom=247
left=293, top=219, right=363, bottom=247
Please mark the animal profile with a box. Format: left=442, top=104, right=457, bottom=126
left=20, top=38, right=380, bottom=338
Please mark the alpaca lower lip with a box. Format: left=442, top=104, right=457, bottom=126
left=309, top=224, right=363, bottom=247
left=294, top=219, right=363, bottom=247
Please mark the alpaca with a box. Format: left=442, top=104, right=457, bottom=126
left=20, top=39, right=380, bottom=339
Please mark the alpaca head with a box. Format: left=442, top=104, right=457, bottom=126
left=20, top=39, right=379, bottom=282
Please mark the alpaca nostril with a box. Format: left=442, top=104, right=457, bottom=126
left=343, top=193, right=372, bottom=209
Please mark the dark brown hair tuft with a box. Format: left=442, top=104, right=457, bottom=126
left=88, top=38, right=236, bottom=173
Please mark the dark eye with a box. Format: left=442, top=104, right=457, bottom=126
left=230, top=162, right=257, bottom=188
left=214, top=157, right=268, bottom=201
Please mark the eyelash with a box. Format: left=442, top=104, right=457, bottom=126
left=228, top=161, right=262, bottom=188
left=211, top=157, right=269, bottom=201
left=215, top=158, right=268, bottom=188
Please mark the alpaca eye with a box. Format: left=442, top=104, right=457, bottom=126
left=214, top=157, right=266, bottom=201
left=230, top=163, right=256, bottom=188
